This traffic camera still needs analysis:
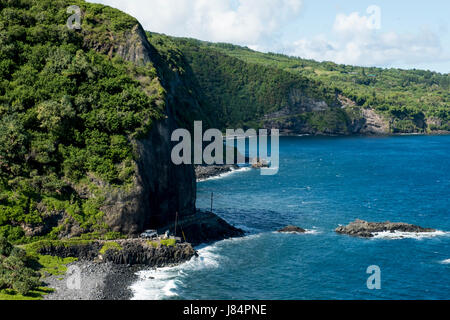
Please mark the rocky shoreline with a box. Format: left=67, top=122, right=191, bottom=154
left=44, top=261, right=142, bottom=300
left=42, top=217, right=441, bottom=299
left=40, top=210, right=244, bottom=300
left=157, top=210, right=245, bottom=246
left=195, top=164, right=240, bottom=181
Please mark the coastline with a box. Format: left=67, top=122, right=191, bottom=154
left=44, top=261, right=143, bottom=300
left=195, top=164, right=253, bottom=182
left=41, top=211, right=244, bottom=300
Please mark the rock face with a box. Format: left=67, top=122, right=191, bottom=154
left=101, top=118, right=197, bottom=234
left=359, top=108, right=390, bottom=134
left=36, top=239, right=196, bottom=267
left=83, top=21, right=198, bottom=234
left=277, top=225, right=306, bottom=233
left=102, top=241, right=196, bottom=267
left=195, top=165, right=238, bottom=181
left=335, top=219, right=436, bottom=238
left=158, top=211, right=245, bottom=246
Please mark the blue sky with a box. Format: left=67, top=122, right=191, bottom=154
left=90, top=0, right=450, bottom=73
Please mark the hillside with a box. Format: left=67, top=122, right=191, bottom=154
left=150, top=34, right=449, bottom=135
left=0, top=0, right=199, bottom=243
left=1, top=0, right=449, bottom=245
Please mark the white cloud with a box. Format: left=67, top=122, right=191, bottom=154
left=288, top=9, right=448, bottom=68
left=89, top=0, right=303, bottom=46
left=88, top=1, right=448, bottom=71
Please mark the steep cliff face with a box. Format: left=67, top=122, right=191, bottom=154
left=260, top=92, right=392, bottom=135
left=89, top=23, right=197, bottom=234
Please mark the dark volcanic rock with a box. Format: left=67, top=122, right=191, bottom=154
left=335, top=219, right=436, bottom=238
left=195, top=165, right=239, bottom=181
left=37, top=239, right=196, bottom=267
left=103, top=241, right=196, bottom=267
left=277, top=225, right=306, bottom=233
left=37, top=242, right=103, bottom=260
left=158, top=211, right=245, bottom=246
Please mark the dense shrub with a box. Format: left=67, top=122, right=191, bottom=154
left=165, top=36, right=449, bottom=134
left=0, top=0, right=164, bottom=242
left=0, top=238, right=40, bottom=295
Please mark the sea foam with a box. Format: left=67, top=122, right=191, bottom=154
left=197, top=167, right=251, bottom=182
left=371, top=230, right=448, bottom=240
left=130, top=240, right=231, bottom=300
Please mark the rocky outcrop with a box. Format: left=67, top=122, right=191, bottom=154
left=348, top=108, right=390, bottom=135
left=101, top=117, right=196, bottom=234
left=158, top=211, right=245, bottom=246
left=102, top=241, right=196, bottom=266
left=36, top=241, right=103, bottom=261
left=36, top=239, right=196, bottom=267
left=335, top=219, right=436, bottom=238
left=83, top=19, right=155, bottom=67
left=195, top=165, right=239, bottom=181
left=277, top=225, right=306, bottom=233
left=262, top=92, right=392, bottom=136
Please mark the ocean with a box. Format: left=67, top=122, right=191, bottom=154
left=131, top=135, right=450, bottom=300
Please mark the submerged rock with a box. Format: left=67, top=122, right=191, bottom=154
left=277, top=225, right=306, bottom=233
left=335, top=219, right=436, bottom=238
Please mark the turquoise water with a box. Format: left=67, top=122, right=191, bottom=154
left=132, top=135, right=450, bottom=300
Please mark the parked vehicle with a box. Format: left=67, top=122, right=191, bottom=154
left=140, top=229, right=158, bottom=239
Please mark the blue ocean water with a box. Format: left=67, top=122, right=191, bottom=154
left=132, top=135, right=450, bottom=300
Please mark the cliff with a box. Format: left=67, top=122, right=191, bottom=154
left=0, top=0, right=203, bottom=241
left=89, top=22, right=198, bottom=234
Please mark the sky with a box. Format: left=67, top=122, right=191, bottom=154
left=88, top=0, right=450, bottom=73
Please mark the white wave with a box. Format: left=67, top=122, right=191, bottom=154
left=440, top=259, right=450, bottom=264
left=130, top=242, right=227, bottom=300
left=305, top=228, right=321, bottom=235
left=130, top=233, right=265, bottom=300
left=197, top=167, right=251, bottom=182
left=272, top=228, right=321, bottom=235
left=371, top=230, right=448, bottom=240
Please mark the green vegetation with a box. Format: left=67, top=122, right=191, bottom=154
left=150, top=34, right=448, bottom=133
left=31, top=254, right=77, bottom=276
left=0, top=237, right=81, bottom=300
left=0, top=237, right=41, bottom=296
left=0, top=286, right=54, bottom=300
left=1, top=0, right=448, bottom=250
left=99, top=241, right=122, bottom=254
left=147, top=240, right=159, bottom=248
left=24, top=239, right=94, bottom=253
left=147, top=238, right=176, bottom=247
left=148, top=33, right=338, bottom=130
left=0, top=0, right=165, bottom=243
left=159, top=238, right=176, bottom=247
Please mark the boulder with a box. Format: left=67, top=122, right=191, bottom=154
left=277, top=225, right=306, bottom=233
